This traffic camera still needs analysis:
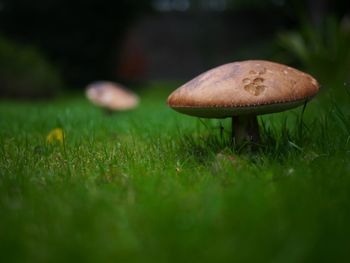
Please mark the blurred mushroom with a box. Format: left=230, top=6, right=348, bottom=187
left=167, top=60, right=319, bottom=146
left=86, top=81, right=139, bottom=112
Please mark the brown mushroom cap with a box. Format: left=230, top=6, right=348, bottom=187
left=86, top=81, right=139, bottom=111
left=167, top=60, right=319, bottom=118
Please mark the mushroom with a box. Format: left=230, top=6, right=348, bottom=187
left=167, top=60, right=319, bottom=146
left=86, top=81, right=139, bottom=112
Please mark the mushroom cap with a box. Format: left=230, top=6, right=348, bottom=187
left=167, top=60, right=319, bottom=118
left=86, top=81, right=139, bottom=111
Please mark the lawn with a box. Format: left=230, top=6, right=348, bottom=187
left=1, top=82, right=350, bottom=262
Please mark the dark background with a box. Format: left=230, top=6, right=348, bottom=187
left=0, top=0, right=349, bottom=91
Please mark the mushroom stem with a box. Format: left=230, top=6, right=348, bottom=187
left=232, top=115, right=260, bottom=146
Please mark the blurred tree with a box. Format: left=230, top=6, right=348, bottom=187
left=0, top=0, right=151, bottom=88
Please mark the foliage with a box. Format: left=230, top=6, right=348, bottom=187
left=277, top=17, right=350, bottom=93
left=0, top=84, right=350, bottom=262
left=0, top=35, right=62, bottom=98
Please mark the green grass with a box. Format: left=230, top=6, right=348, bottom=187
left=1, top=83, right=350, bottom=262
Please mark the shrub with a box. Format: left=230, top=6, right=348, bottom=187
left=0, top=35, right=63, bottom=98
left=277, top=17, right=350, bottom=94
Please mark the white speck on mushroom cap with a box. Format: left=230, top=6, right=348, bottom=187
left=167, top=60, right=319, bottom=118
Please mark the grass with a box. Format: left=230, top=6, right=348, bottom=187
left=1, top=82, right=350, bottom=262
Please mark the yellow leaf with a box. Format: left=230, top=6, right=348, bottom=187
left=46, top=128, right=64, bottom=144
